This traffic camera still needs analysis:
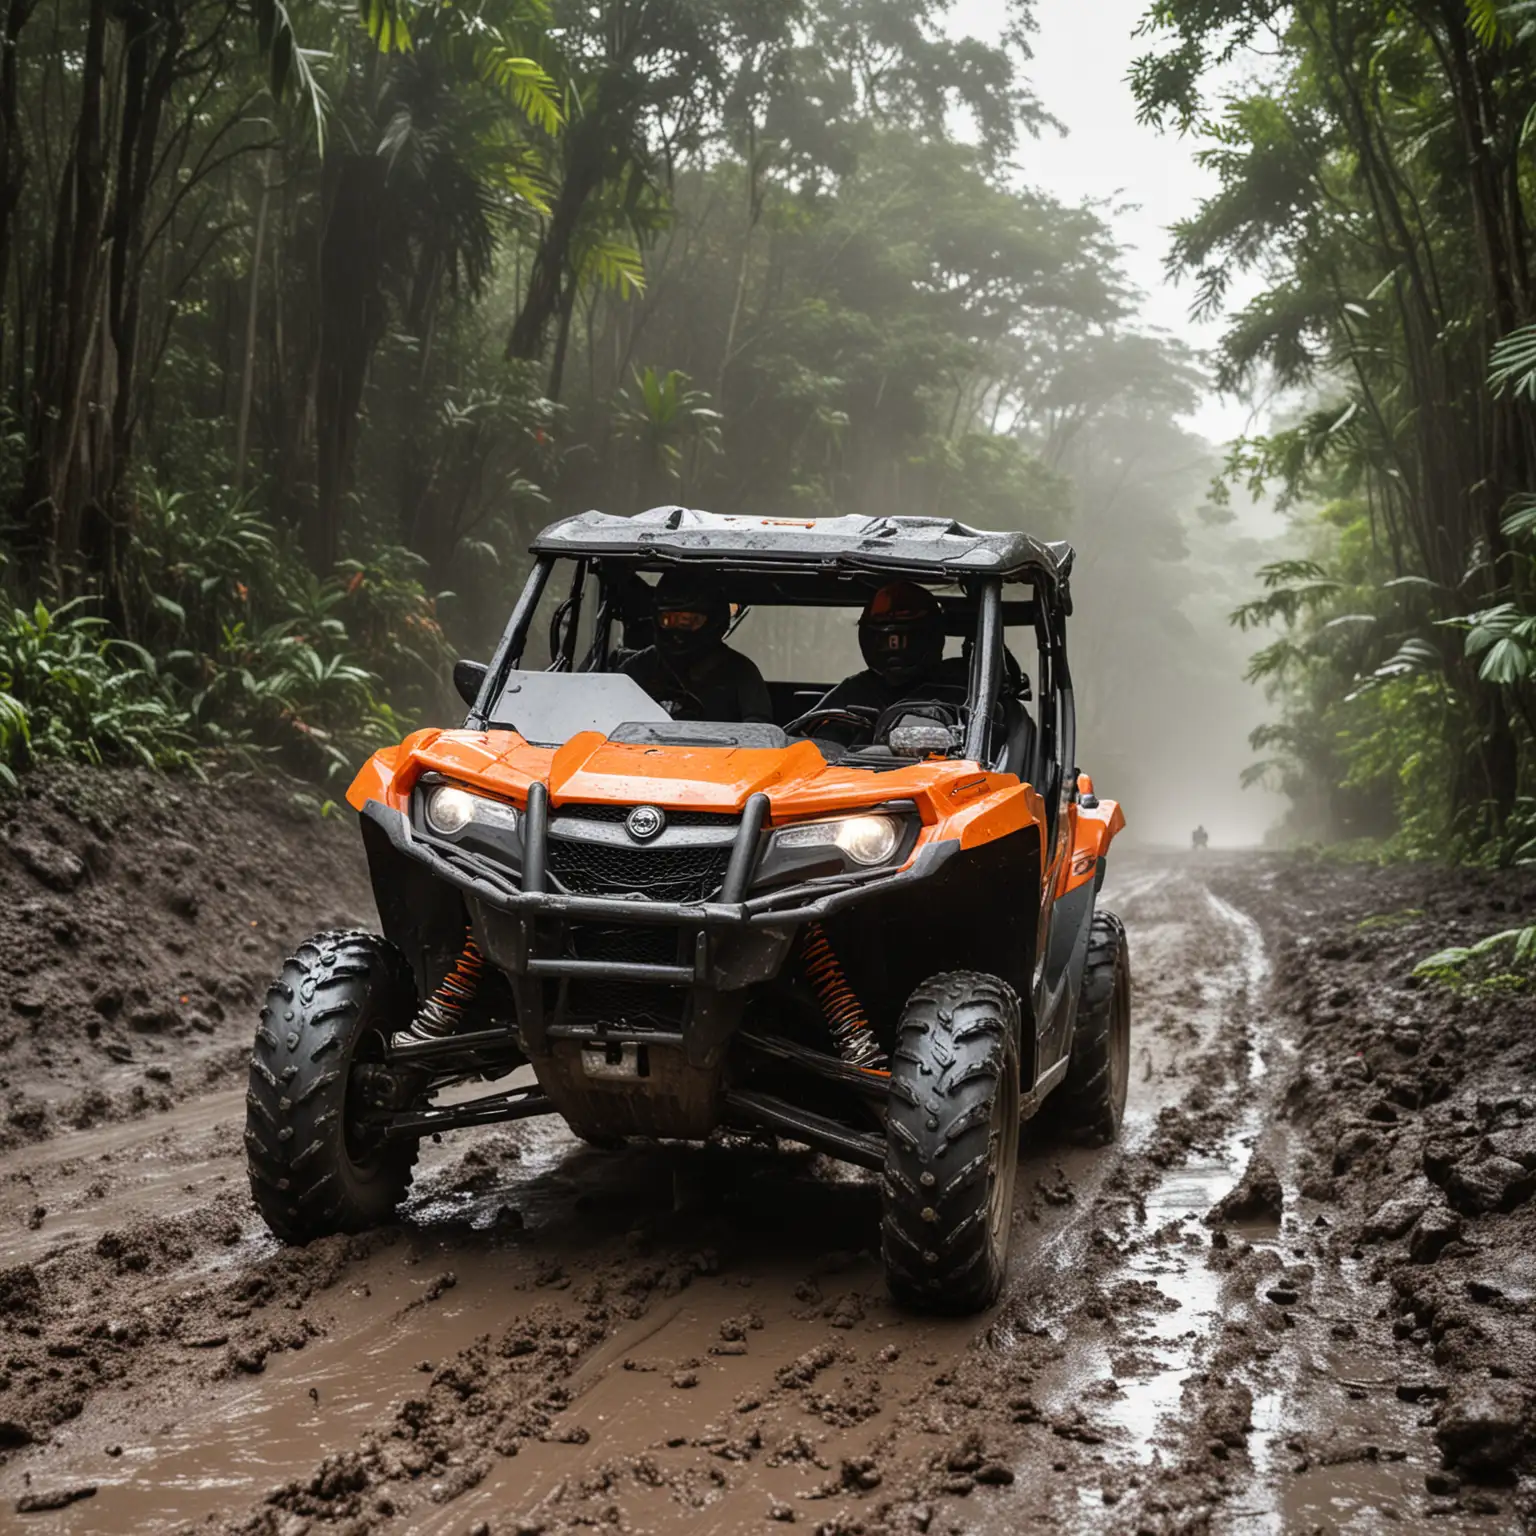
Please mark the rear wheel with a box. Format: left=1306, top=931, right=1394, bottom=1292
left=1055, top=910, right=1131, bottom=1145
left=245, top=931, right=420, bottom=1243
left=881, top=971, right=1021, bottom=1314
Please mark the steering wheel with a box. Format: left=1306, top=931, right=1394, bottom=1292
left=786, top=704, right=882, bottom=739
left=873, top=698, right=968, bottom=745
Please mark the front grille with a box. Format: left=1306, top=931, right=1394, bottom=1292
left=548, top=838, right=731, bottom=904
left=570, top=925, right=683, bottom=966
left=559, top=804, right=740, bottom=829
left=566, top=925, right=686, bottom=1029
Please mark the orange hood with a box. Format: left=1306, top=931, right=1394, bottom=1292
left=347, top=727, right=1043, bottom=833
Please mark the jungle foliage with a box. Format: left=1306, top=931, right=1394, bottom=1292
left=1134, top=0, right=1536, bottom=861
left=0, top=0, right=1253, bottom=831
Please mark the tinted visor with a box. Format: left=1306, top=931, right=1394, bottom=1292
left=658, top=609, right=709, bottom=633
left=866, top=625, right=914, bottom=655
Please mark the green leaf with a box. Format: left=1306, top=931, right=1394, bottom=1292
left=358, top=0, right=412, bottom=53
left=1470, top=929, right=1523, bottom=956
left=579, top=240, right=646, bottom=299
left=1502, top=498, right=1536, bottom=540
left=1477, top=636, right=1533, bottom=685
left=480, top=49, right=563, bottom=136
left=1490, top=322, right=1536, bottom=399
left=1414, top=947, right=1472, bottom=975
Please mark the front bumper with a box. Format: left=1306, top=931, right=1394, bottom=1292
left=362, top=793, right=955, bottom=935
left=362, top=790, right=956, bottom=1066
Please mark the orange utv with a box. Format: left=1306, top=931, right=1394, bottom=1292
left=245, top=509, right=1129, bottom=1313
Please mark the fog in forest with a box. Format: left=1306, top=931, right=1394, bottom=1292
left=4, top=0, right=1531, bottom=862
left=948, top=0, right=1285, bottom=846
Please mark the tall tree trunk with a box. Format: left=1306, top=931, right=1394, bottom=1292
left=547, top=267, right=581, bottom=399
left=234, top=156, right=272, bottom=494
left=311, top=153, right=389, bottom=569
left=0, top=0, right=37, bottom=395
left=11, top=0, right=109, bottom=597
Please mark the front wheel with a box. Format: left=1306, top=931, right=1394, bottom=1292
left=1055, top=910, right=1132, bottom=1144
left=245, top=931, right=420, bottom=1243
left=881, top=971, right=1021, bottom=1314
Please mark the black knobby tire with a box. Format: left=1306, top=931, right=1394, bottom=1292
left=245, top=931, right=420, bottom=1243
left=882, top=971, right=1021, bottom=1314
left=1055, top=910, right=1132, bottom=1145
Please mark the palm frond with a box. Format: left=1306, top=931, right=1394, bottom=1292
left=579, top=238, right=646, bottom=298
left=480, top=48, right=563, bottom=137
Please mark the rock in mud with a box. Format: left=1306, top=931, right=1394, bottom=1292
left=1409, top=1207, right=1463, bottom=1263
left=1333, top=1127, right=1386, bottom=1176
left=15, top=1484, right=96, bottom=1512
left=1202, top=1384, right=1254, bottom=1450
left=0, top=1263, right=42, bottom=1316
left=1434, top=1379, right=1532, bottom=1478
left=7, top=834, right=86, bottom=893
left=1362, top=1195, right=1428, bottom=1243
left=1445, top=1156, right=1534, bottom=1215
left=1205, top=1153, right=1283, bottom=1225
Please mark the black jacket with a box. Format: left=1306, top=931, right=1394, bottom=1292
left=810, top=657, right=970, bottom=743
left=620, top=644, right=774, bottom=725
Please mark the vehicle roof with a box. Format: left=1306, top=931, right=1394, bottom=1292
left=531, top=507, right=1075, bottom=588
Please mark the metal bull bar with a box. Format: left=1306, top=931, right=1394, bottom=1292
left=471, top=785, right=780, bottom=1065
left=504, top=784, right=772, bottom=991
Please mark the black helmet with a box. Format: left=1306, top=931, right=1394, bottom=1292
left=653, top=569, right=730, bottom=659
left=859, top=581, right=944, bottom=686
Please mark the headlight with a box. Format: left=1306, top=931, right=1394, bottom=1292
left=774, top=814, right=903, bottom=867
left=424, top=785, right=477, bottom=836
left=421, top=784, right=518, bottom=839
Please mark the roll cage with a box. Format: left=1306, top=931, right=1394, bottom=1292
left=462, top=544, right=1079, bottom=840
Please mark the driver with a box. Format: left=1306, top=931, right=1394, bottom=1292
left=809, top=581, right=966, bottom=743
left=620, top=570, right=773, bottom=724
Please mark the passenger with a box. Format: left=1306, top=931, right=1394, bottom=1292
left=811, top=581, right=966, bottom=743
left=620, top=570, right=773, bottom=724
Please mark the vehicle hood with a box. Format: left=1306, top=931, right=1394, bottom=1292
left=349, top=727, right=1031, bottom=825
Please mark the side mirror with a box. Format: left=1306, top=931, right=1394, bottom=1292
left=453, top=659, right=489, bottom=708
left=890, top=723, right=957, bottom=759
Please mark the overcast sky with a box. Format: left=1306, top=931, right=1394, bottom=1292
left=949, top=0, right=1260, bottom=444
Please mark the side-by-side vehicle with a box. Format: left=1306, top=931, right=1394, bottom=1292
left=244, top=509, right=1129, bottom=1312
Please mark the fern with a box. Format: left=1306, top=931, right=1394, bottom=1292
left=1414, top=924, right=1536, bottom=987
left=580, top=239, right=647, bottom=299
left=480, top=48, right=563, bottom=137
left=1490, top=322, right=1536, bottom=399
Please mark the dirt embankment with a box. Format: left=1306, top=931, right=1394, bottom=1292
left=1211, top=856, right=1536, bottom=1511
left=0, top=766, right=372, bottom=1148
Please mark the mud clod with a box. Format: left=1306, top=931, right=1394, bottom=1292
left=15, top=1483, right=96, bottom=1512
left=1205, top=1152, right=1283, bottom=1225
left=1434, top=1379, right=1532, bottom=1478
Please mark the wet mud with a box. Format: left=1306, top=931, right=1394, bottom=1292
left=1, top=774, right=1532, bottom=1531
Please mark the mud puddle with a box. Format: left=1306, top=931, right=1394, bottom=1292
left=1013, top=883, right=1278, bottom=1478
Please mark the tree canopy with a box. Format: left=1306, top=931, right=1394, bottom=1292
left=0, top=0, right=1297, bottom=844
left=1132, top=0, right=1536, bottom=861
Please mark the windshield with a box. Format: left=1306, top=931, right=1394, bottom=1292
left=485, top=669, right=670, bottom=746
left=487, top=557, right=1034, bottom=770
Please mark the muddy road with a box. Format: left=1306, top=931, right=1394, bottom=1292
left=2, top=798, right=1533, bottom=1532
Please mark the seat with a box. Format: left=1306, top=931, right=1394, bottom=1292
left=996, top=697, right=1038, bottom=783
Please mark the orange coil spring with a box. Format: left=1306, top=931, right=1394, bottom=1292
left=413, top=932, right=486, bottom=1037
left=801, top=923, right=886, bottom=1071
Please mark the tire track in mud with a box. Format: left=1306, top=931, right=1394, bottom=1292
left=0, top=855, right=1294, bottom=1534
